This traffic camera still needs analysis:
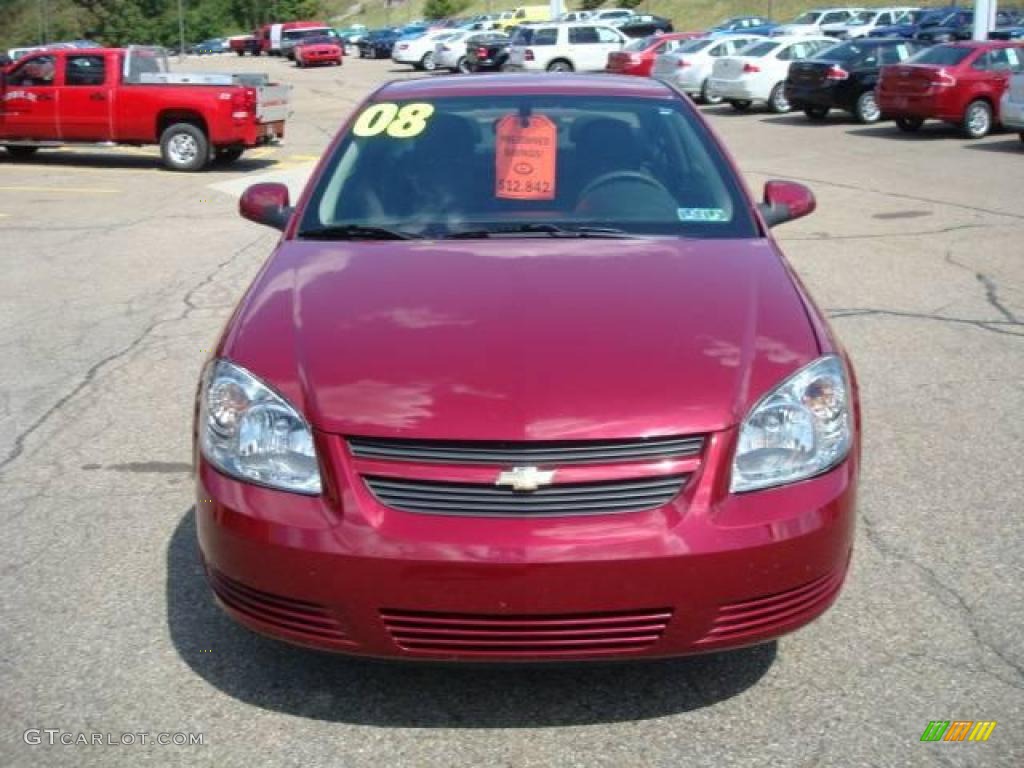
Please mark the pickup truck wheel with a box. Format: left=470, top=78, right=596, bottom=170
left=896, top=116, right=924, bottom=133
left=214, top=148, right=244, bottom=165
left=728, top=100, right=752, bottom=112
left=160, top=123, right=209, bottom=172
left=854, top=91, right=881, bottom=124
left=4, top=146, right=39, bottom=159
left=962, top=100, right=992, bottom=139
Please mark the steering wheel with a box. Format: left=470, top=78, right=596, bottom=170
left=574, top=171, right=678, bottom=218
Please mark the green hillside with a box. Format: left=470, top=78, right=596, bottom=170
left=331, top=0, right=955, bottom=32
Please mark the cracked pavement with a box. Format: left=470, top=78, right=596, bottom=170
left=1, top=56, right=1021, bottom=767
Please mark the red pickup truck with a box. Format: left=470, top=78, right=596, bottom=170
left=0, top=46, right=290, bottom=171
left=229, top=35, right=262, bottom=56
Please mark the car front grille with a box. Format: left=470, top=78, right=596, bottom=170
left=381, top=607, right=673, bottom=657
left=364, top=474, right=687, bottom=517
left=695, top=568, right=845, bottom=646
left=348, top=435, right=704, bottom=465
left=207, top=568, right=354, bottom=646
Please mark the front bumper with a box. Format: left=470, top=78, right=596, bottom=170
left=198, top=430, right=857, bottom=661
left=299, top=50, right=341, bottom=64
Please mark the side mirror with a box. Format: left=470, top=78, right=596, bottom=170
left=758, top=180, right=816, bottom=228
left=239, top=182, right=292, bottom=230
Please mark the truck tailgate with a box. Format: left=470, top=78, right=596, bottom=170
left=257, top=84, right=291, bottom=124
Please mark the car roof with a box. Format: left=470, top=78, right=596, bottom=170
left=376, top=73, right=675, bottom=100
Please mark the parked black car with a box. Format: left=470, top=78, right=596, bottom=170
left=990, top=25, right=1024, bottom=40
left=617, top=15, right=674, bottom=38
left=358, top=29, right=400, bottom=59
left=465, top=34, right=512, bottom=71
left=786, top=38, right=927, bottom=123
left=914, top=10, right=1020, bottom=43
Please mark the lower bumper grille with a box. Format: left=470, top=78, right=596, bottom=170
left=207, top=568, right=352, bottom=645
left=365, top=474, right=688, bottom=517
left=382, top=608, right=673, bottom=657
left=696, top=568, right=844, bottom=646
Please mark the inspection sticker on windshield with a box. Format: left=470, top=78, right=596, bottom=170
left=495, top=114, right=557, bottom=201
left=678, top=208, right=728, bottom=222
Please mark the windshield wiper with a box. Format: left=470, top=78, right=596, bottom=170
left=298, top=225, right=422, bottom=241
left=443, top=223, right=636, bottom=239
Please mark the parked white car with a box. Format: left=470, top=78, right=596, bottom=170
left=821, top=7, right=917, bottom=39
left=709, top=36, right=837, bottom=113
left=1000, top=71, right=1024, bottom=142
left=393, top=29, right=461, bottom=71
left=774, top=8, right=863, bottom=36
left=436, top=30, right=507, bottom=72
left=590, top=9, right=636, bottom=26
left=651, top=34, right=766, bottom=104
left=506, top=22, right=628, bottom=72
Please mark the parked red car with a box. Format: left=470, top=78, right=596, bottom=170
left=294, top=35, right=343, bottom=67
left=877, top=40, right=1024, bottom=138
left=196, top=74, right=859, bottom=661
left=0, top=46, right=290, bottom=170
left=605, top=32, right=702, bottom=76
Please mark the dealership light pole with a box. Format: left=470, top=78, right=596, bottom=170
left=178, top=0, right=186, bottom=60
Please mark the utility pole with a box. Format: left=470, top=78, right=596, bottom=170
left=178, top=0, right=186, bottom=61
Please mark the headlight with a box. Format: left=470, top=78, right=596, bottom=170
left=199, top=360, right=321, bottom=495
left=731, top=355, right=852, bottom=493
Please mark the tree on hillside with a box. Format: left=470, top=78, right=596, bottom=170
left=422, top=0, right=469, bottom=21
left=579, top=0, right=606, bottom=10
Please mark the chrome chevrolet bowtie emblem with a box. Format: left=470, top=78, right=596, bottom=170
left=495, top=466, right=555, bottom=492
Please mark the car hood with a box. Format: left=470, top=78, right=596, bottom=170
left=222, top=239, right=822, bottom=440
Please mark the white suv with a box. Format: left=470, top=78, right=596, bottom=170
left=506, top=22, right=628, bottom=72
left=774, top=8, right=864, bottom=36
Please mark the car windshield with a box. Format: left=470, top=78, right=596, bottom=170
left=299, top=94, right=757, bottom=240
left=909, top=44, right=972, bottom=66
left=302, top=36, right=337, bottom=46
left=812, top=41, right=870, bottom=61
left=285, top=29, right=331, bottom=41
left=741, top=41, right=781, bottom=57
left=793, top=12, right=823, bottom=24
left=677, top=38, right=714, bottom=53
left=847, top=11, right=876, bottom=25
left=623, top=36, right=655, bottom=51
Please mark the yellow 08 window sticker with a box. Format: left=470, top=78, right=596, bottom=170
left=352, top=102, right=435, bottom=139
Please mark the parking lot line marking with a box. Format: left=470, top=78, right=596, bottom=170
left=0, top=185, right=119, bottom=194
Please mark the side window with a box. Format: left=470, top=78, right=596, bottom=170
left=596, top=27, right=620, bottom=44
left=878, top=13, right=892, bottom=26
left=515, top=9, right=525, bottom=19
left=569, top=26, right=599, bottom=44
left=1007, top=48, right=1023, bottom=73
left=65, top=55, right=106, bottom=86
left=6, top=55, right=56, bottom=86
left=533, top=27, right=558, bottom=45
left=972, top=52, right=991, bottom=71
left=709, top=43, right=727, bottom=56
left=988, top=49, right=1012, bottom=72
left=776, top=45, right=794, bottom=61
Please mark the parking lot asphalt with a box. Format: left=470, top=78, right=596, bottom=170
left=1, top=53, right=1022, bottom=768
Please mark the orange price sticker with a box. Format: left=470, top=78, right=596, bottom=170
left=494, top=114, right=557, bottom=201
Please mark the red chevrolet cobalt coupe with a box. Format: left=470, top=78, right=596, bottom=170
left=195, top=74, right=859, bottom=661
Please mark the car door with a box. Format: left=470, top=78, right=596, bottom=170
left=567, top=26, right=602, bottom=70
left=0, top=53, right=59, bottom=140
left=58, top=53, right=113, bottom=141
